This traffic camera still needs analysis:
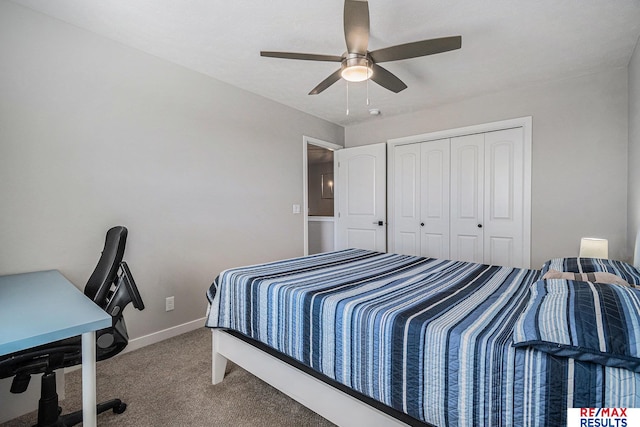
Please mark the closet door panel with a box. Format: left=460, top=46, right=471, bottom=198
left=450, top=134, right=484, bottom=264
left=484, top=128, right=525, bottom=267
left=455, top=235, right=483, bottom=263
left=393, top=144, right=421, bottom=256
left=420, top=139, right=450, bottom=259
left=487, top=236, right=514, bottom=267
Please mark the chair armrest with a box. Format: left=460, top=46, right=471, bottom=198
left=104, top=262, right=145, bottom=318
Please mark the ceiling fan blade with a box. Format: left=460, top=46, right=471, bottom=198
left=370, top=63, right=407, bottom=93
left=369, top=36, right=462, bottom=63
left=344, top=0, right=370, bottom=55
left=309, top=68, right=343, bottom=95
left=260, top=51, right=343, bottom=62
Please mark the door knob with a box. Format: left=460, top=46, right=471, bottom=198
left=372, top=221, right=384, bottom=226
left=420, top=223, right=425, bottom=227
left=477, top=224, right=483, bottom=228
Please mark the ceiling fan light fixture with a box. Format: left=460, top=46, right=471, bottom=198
left=341, top=54, right=372, bottom=82
left=341, top=65, right=372, bottom=82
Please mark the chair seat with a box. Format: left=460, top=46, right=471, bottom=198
left=0, top=318, right=129, bottom=382
left=0, top=336, right=80, bottom=379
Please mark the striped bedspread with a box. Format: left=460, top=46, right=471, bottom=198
left=206, top=249, right=640, bottom=426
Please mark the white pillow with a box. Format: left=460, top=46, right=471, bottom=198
left=542, top=269, right=633, bottom=288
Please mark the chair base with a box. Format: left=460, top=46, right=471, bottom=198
left=34, top=372, right=127, bottom=427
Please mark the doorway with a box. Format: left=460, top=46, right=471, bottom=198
left=303, top=136, right=342, bottom=255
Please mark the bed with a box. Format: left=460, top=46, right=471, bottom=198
left=205, top=248, right=640, bottom=426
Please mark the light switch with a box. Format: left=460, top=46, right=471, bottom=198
left=292, top=204, right=301, bottom=214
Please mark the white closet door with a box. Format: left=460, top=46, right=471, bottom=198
left=393, top=143, right=421, bottom=256
left=336, top=143, right=387, bottom=252
left=450, top=134, right=484, bottom=263
left=483, top=127, right=525, bottom=267
left=420, top=139, right=450, bottom=259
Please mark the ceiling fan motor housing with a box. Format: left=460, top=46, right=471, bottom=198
left=341, top=53, right=373, bottom=82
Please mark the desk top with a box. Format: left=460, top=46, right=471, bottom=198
left=0, top=270, right=112, bottom=356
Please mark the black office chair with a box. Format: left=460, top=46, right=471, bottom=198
left=0, top=226, right=145, bottom=426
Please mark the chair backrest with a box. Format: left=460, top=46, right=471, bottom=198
left=85, top=226, right=127, bottom=306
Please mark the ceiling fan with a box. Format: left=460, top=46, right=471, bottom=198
left=260, top=0, right=462, bottom=95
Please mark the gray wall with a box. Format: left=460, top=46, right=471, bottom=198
left=629, top=37, right=640, bottom=258
left=0, top=1, right=344, bottom=339
left=346, top=69, right=629, bottom=268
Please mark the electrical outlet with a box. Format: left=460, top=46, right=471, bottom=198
left=165, top=296, right=174, bottom=312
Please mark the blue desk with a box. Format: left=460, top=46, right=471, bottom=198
left=0, top=270, right=111, bottom=427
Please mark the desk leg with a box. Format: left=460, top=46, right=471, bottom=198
left=81, top=331, right=97, bottom=427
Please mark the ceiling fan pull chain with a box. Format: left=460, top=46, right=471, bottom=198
left=366, top=80, right=370, bottom=106
left=346, top=81, right=350, bottom=115
left=366, top=59, right=370, bottom=106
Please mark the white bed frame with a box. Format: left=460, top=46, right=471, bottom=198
left=211, top=329, right=409, bottom=427
left=212, top=233, right=640, bottom=426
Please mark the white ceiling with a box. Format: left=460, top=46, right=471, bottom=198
left=11, top=0, right=640, bottom=126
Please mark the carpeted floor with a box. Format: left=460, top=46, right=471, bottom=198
left=2, top=328, right=335, bottom=426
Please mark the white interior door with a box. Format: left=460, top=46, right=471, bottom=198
left=420, top=139, right=450, bottom=259
left=450, top=134, right=484, bottom=263
left=393, top=143, right=421, bottom=255
left=336, top=143, right=386, bottom=252
left=483, top=127, right=525, bottom=267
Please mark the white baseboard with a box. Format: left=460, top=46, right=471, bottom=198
left=122, top=316, right=207, bottom=354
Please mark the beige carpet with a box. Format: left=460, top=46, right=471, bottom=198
left=2, top=328, right=335, bottom=426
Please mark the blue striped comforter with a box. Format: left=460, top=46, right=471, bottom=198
left=206, top=249, right=640, bottom=426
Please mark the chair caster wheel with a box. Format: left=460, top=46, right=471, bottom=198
left=113, top=403, right=127, bottom=414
